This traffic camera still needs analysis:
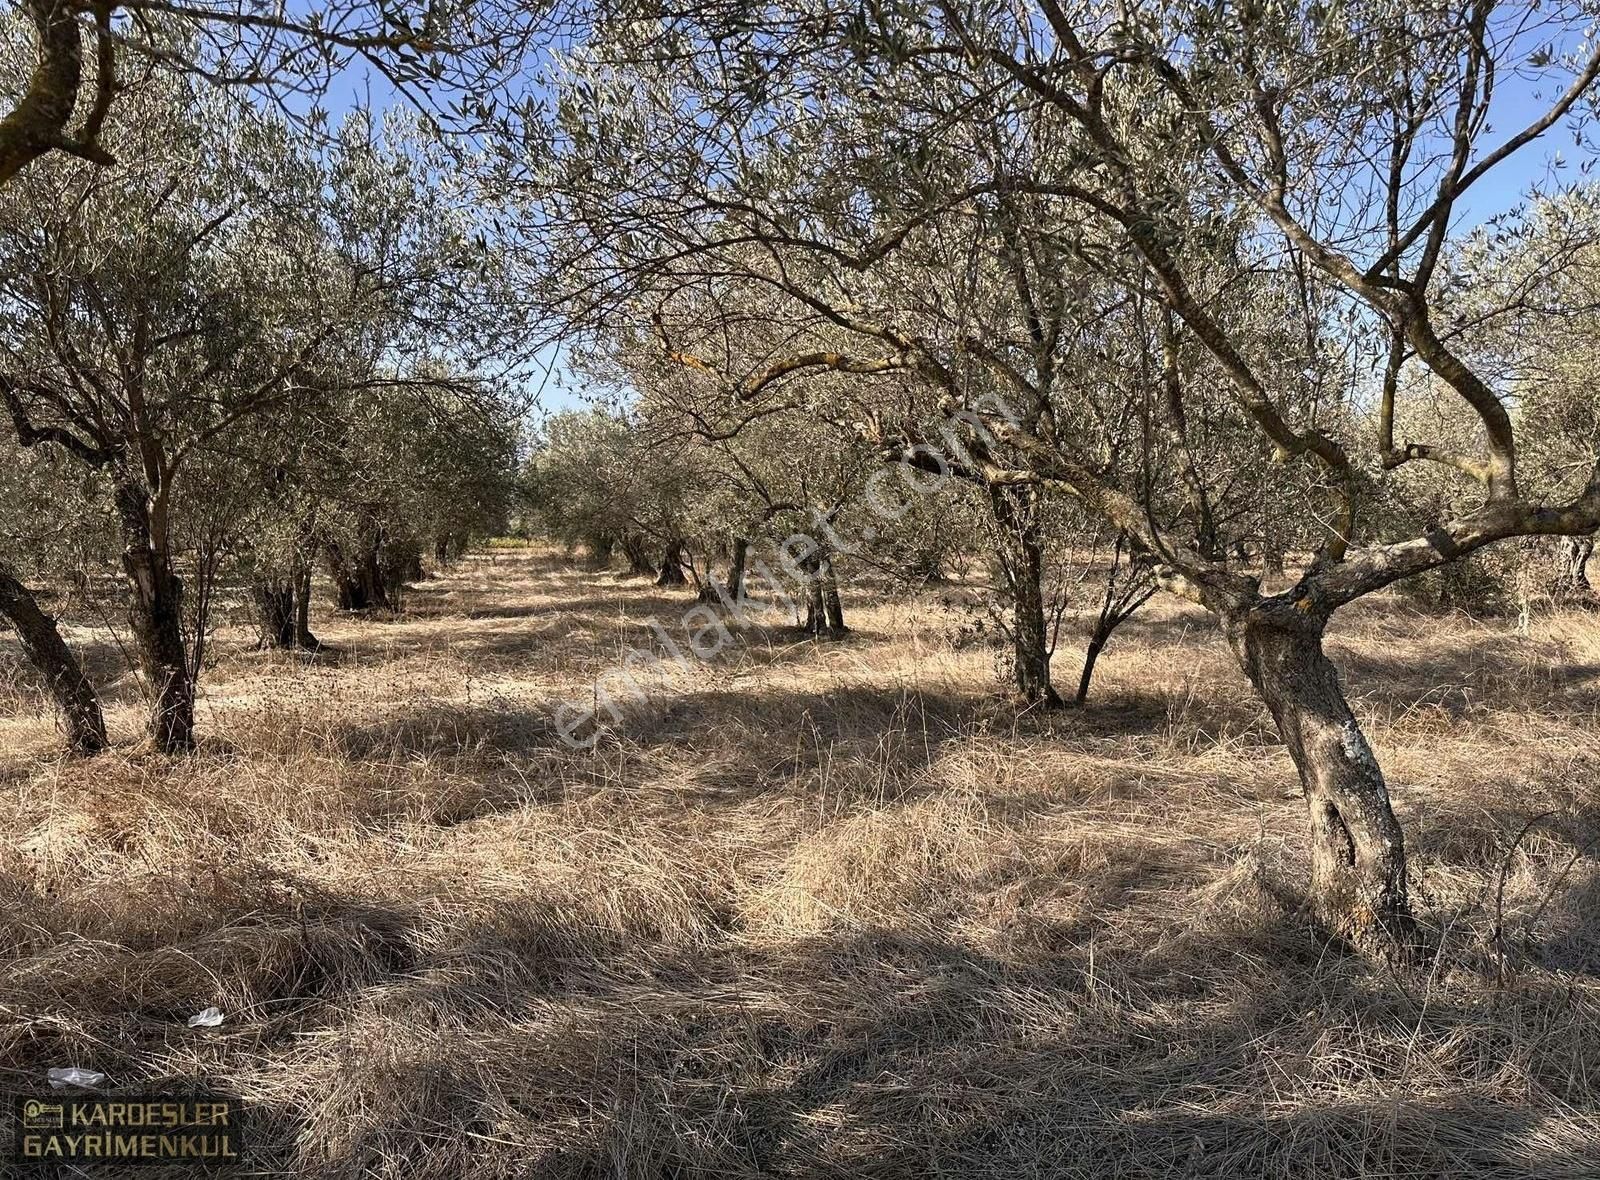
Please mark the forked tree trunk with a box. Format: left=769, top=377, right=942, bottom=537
left=0, top=567, right=107, bottom=754
left=621, top=534, right=655, bottom=578
left=254, top=566, right=322, bottom=651
left=798, top=554, right=847, bottom=635
left=1073, top=533, right=1155, bottom=707
left=115, top=484, right=195, bottom=754
left=1229, top=603, right=1412, bottom=956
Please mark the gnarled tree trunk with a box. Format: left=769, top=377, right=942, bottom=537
left=327, top=539, right=394, bottom=612
left=655, top=541, right=688, bottom=586
left=1555, top=535, right=1594, bottom=598
left=723, top=537, right=748, bottom=602
left=620, top=533, right=655, bottom=578
left=114, top=483, right=194, bottom=754
left=254, top=564, right=322, bottom=651
left=1228, top=601, right=1412, bottom=956
left=0, top=566, right=106, bottom=754
left=991, top=487, right=1060, bottom=707
left=821, top=557, right=846, bottom=632
left=252, top=576, right=296, bottom=649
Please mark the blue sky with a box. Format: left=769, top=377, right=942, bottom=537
left=315, top=25, right=1596, bottom=425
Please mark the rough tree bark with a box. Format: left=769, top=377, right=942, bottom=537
left=327, top=540, right=394, bottom=612
left=252, top=576, right=297, bottom=649
left=655, top=541, right=688, bottom=586
left=724, top=537, right=748, bottom=601
left=1555, top=535, right=1595, bottom=597
left=254, top=564, right=322, bottom=651
left=821, top=557, right=846, bottom=632
left=114, top=482, right=195, bottom=754
left=0, top=565, right=106, bottom=753
left=991, top=487, right=1060, bottom=707
left=1227, top=597, right=1412, bottom=956
left=0, top=0, right=114, bottom=186
left=620, top=533, right=655, bottom=577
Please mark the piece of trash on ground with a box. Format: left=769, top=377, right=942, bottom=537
left=186, top=1007, right=224, bottom=1028
left=47, top=1067, right=107, bottom=1090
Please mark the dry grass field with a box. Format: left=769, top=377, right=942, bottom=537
left=2, top=547, right=1600, bottom=1178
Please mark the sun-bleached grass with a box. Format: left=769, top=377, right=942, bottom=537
left=1, top=548, right=1599, bottom=1177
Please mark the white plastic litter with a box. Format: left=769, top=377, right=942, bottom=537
left=186, top=1007, right=224, bottom=1028
left=47, top=1067, right=106, bottom=1090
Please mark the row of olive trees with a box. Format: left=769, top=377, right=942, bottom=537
left=0, top=67, right=521, bottom=754
left=514, top=0, right=1600, bottom=959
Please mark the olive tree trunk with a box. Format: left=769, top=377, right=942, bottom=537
left=724, top=537, right=748, bottom=601
left=327, top=539, right=394, bottom=612
left=1228, top=603, right=1412, bottom=955
left=1555, top=535, right=1595, bottom=597
left=252, top=576, right=297, bottom=649
left=655, top=541, right=688, bottom=586
left=990, top=488, right=1060, bottom=707
left=292, top=567, right=320, bottom=649
left=620, top=533, right=655, bottom=577
left=0, top=566, right=107, bottom=754
left=821, top=556, right=846, bottom=632
left=115, top=483, right=195, bottom=754
left=254, top=565, right=322, bottom=651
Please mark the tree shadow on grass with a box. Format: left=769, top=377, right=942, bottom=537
left=11, top=845, right=1596, bottom=1179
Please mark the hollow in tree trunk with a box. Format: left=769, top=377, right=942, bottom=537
left=1228, top=600, right=1413, bottom=957
left=0, top=566, right=107, bottom=754
left=115, top=483, right=195, bottom=754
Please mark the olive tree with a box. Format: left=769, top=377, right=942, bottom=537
left=526, top=0, right=1600, bottom=957
left=0, top=78, right=347, bottom=750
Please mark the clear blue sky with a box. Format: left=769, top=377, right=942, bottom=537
left=315, top=27, right=1594, bottom=425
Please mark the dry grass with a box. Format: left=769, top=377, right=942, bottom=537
left=2, top=549, right=1600, bottom=1178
